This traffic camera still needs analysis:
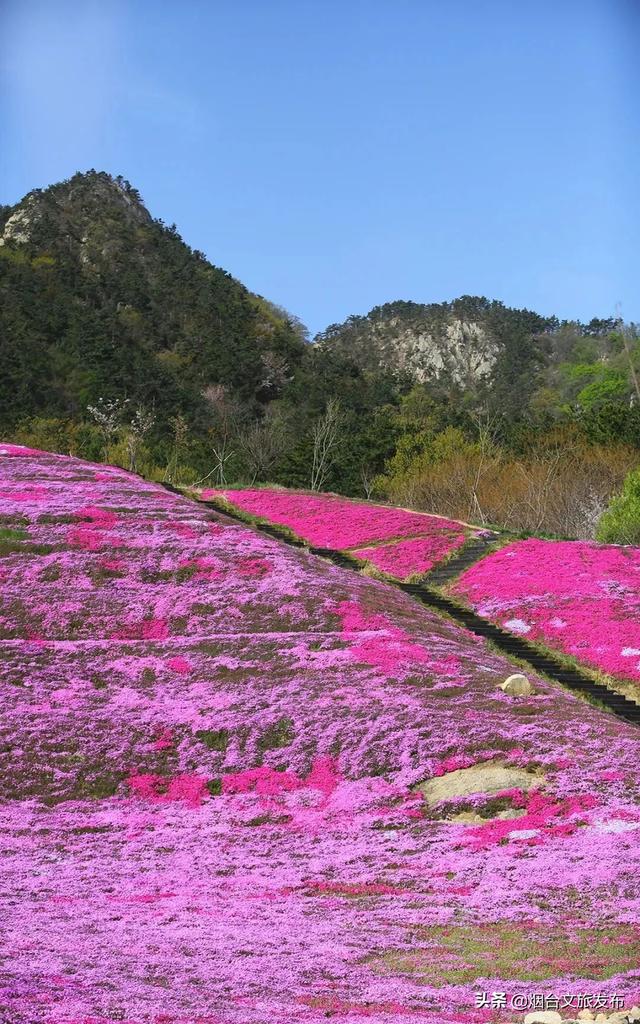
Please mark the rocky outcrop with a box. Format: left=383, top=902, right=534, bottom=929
left=314, top=295, right=554, bottom=390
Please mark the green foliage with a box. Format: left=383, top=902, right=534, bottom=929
left=0, top=170, right=306, bottom=434
left=574, top=402, right=640, bottom=447
left=196, top=729, right=230, bottom=752
left=379, top=426, right=480, bottom=494
left=10, top=417, right=103, bottom=460
left=597, top=466, right=640, bottom=544
left=576, top=372, right=628, bottom=409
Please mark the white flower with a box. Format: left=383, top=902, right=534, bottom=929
left=594, top=820, right=640, bottom=833
left=504, top=618, right=531, bottom=634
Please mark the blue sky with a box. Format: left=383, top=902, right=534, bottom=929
left=1, top=0, right=638, bottom=336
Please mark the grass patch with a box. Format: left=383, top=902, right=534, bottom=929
left=368, top=921, right=640, bottom=985
left=139, top=565, right=200, bottom=584
left=0, top=531, right=55, bottom=557
left=196, top=728, right=229, bottom=752
left=243, top=813, right=293, bottom=827
left=0, top=527, right=28, bottom=541
left=257, top=717, right=294, bottom=752
left=40, top=562, right=62, bottom=582
left=140, top=667, right=156, bottom=687
left=37, top=513, right=80, bottom=524
left=0, top=514, right=29, bottom=527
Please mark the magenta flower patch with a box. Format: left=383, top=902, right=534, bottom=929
left=212, top=487, right=473, bottom=578
left=1, top=447, right=640, bottom=1021
left=452, top=537, right=640, bottom=691
left=208, top=487, right=465, bottom=547
left=353, top=531, right=467, bottom=579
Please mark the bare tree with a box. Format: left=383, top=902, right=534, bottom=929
left=383, top=432, right=635, bottom=539
left=197, top=384, right=242, bottom=487
left=239, top=414, right=290, bottom=484
left=260, top=351, right=292, bottom=395
left=614, top=310, right=640, bottom=405
left=515, top=447, right=564, bottom=533
left=468, top=408, right=502, bottom=524
left=87, top=397, right=129, bottom=458
left=310, top=399, right=343, bottom=492
left=164, top=413, right=189, bottom=484
left=125, top=405, right=156, bottom=473
left=360, top=464, right=376, bottom=500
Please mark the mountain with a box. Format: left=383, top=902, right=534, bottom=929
left=1, top=171, right=634, bottom=498
left=314, top=296, right=561, bottom=404
left=0, top=170, right=307, bottom=429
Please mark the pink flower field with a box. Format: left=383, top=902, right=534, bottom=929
left=207, top=488, right=471, bottom=579
left=451, top=538, right=640, bottom=698
left=352, top=533, right=467, bottom=579
left=214, top=488, right=640, bottom=697
left=2, top=446, right=640, bottom=1023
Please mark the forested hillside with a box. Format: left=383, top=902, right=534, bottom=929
left=1, top=170, right=639, bottom=540
left=315, top=296, right=627, bottom=421
left=0, top=170, right=307, bottom=427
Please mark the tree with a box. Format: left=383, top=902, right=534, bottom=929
left=125, top=404, right=156, bottom=472
left=201, top=384, right=242, bottom=486
left=86, top=397, right=129, bottom=458
left=597, top=466, right=640, bottom=544
left=239, top=411, right=290, bottom=484
left=259, top=351, right=292, bottom=396
left=468, top=408, right=503, bottom=524
left=613, top=317, right=640, bottom=405
left=310, top=399, right=343, bottom=492
left=164, top=413, right=190, bottom=484
left=360, top=464, right=376, bottom=500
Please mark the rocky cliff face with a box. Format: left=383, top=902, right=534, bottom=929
left=315, top=297, right=554, bottom=391
left=358, top=314, right=498, bottom=387
left=0, top=172, right=152, bottom=253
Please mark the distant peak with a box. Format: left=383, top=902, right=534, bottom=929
left=0, top=170, right=152, bottom=248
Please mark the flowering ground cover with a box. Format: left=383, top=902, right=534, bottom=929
left=207, top=488, right=473, bottom=579
left=450, top=538, right=640, bottom=699
left=2, top=446, right=640, bottom=1023
left=352, top=532, right=467, bottom=579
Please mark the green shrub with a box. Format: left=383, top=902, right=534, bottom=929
left=10, top=417, right=103, bottom=460
left=597, top=466, right=640, bottom=544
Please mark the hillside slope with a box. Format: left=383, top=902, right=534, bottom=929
left=0, top=171, right=306, bottom=429
left=1, top=447, right=639, bottom=1022
left=210, top=487, right=640, bottom=700
left=314, top=295, right=556, bottom=399
left=207, top=485, right=484, bottom=574
left=450, top=537, right=640, bottom=700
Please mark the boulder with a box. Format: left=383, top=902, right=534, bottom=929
left=523, top=1012, right=562, bottom=1024
left=500, top=673, right=535, bottom=696
left=416, top=760, right=542, bottom=806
